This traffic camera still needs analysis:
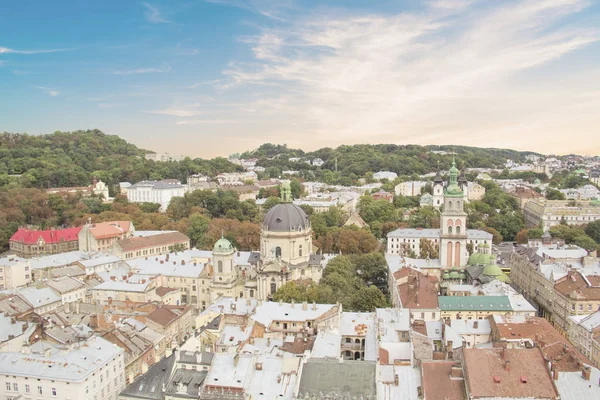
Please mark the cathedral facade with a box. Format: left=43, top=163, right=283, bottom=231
left=209, top=182, right=325, bottom=302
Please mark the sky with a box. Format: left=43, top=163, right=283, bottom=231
left=1, top=0, right=599, bottom=158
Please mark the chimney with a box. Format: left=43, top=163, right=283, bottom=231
left=312, top=301, right=317, bottom=311
left=160, top=260, right=164, bottom=264
left=277, top=374, right=282, bottom=383
left=122, top=275, right=128, bottom=281
left=394, top=374, right=399, bottom=386
left=110, top=276, right=116, bottom=281
left=173, top=261, right=176, bottom=265
left=145, top=256, right=148, bottom=260
left=181, top=260, right=185, bottom=265
left=44, top=348, right=52, bottom=358
left=291, top=299, right=295, bottom=308
left=451, top=363, right=463, bottom=378
left=302, top=301, right=308, bottom=311
left=583, top=366, right=592, bottom=381
left=553, top=368, right=559, bottom=381
left=502, top=344, right=507, bottom=359
left=255, top=362, right=263, bottom=371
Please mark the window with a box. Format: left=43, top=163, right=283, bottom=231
left=52, top=387, right=57, bottom=397
left=299, top=245, right=303, bottom=257
left=275, top=246, right=282, bottom=258
left=12, top=383, right=17, bottom=392
left=86, top=386, right=89, bottom=394
left=217, top=261, right=223, bottom=273
left=25, top=384, right=30, bottom=394
left=38, top=386, right=43, bottom=395
left=6, top=382, right=11, bottom=391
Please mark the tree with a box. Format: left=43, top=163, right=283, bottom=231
left=515, top=229, right=529, bottom=244
left=187, top=213, right=210, bottom=248
left=139, top=202, right=161, bottom=213
left=408, top=206, right=439, bottom=229
left=483, top=227, right=503, bottom=244
left=350, top=286, right=387, bottom=312
left=572, top=235, right=598, bottom=252
left=545, top=188, right=565, bottom=200
left=262, top=196, right=281, bottom=211
left=419, top=239, right=439, bottom=259
left=352, top=253, right=388, bottom=294
left=585, top=220, right=600, bottom=244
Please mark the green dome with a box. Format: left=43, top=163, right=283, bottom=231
left=468, top=252, right=494, bottom=266
left=213, top=236, right=234, bottom=253
left=534, top=178, right=541, bottom=185
left=449, top=271, right=460, bottom=279
left=482, top=264, right=503, bottom=277
left=459, top=273, right=466, bottom=280
left=443, top=273, right=451, bottom=280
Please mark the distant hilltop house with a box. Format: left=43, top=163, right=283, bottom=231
left=9, top=226, right=82, bottom=258
left=127, top=180, right=186, bottom=212
left=144, top=153, right=185, bottom=162
left=45, top=178, right=109, bottom=200
left=372, top=171, right=398, bottom=181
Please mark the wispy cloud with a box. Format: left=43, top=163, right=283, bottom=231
left=211, top=0, right=599, bottom=153
left=188, top=80, right=222, bottom=88
left=113, top=66, right=172, bottom=75
left=0, top=46, right=73, bottom=55
left=143, top=3, right=170, bottom=23
left=175, top=119, right=233, bottom=125
left=36, top=86, right=60, bottom=97
left=146, top=105, right=204, bottom=117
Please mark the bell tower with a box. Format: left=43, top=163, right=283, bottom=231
left=439, top=158, right=468, bottom=268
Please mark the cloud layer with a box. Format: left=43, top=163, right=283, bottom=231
left=180, top=0, right=599, bottom=154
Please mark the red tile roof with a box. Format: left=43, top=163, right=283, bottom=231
left=87, top=221, right=132, bottom=239
left=491, top=315, right=592, bottom=371
left=10, top=227, right=82, bottom=245
left=464, top=347, right=559, bottom=399
left=421, top=362, right=466, bottom=400
left=395, top=268, right=439, bottom=309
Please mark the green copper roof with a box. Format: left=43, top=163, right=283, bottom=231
left=459, top=273, right=466, bottom=280
left=445, top=158, right=463, bottom=197
left=449, top=271, right=460, bottom=279
left=213, top=236, right=234, bottom=253
left=438, top=296, right=512, bottom=311
left=468, top=252, right=494, bottom=266
left=482, top=264, right=510, bottom=283
left=443, top=273, right=450, bottom=280
left=534, top=178, right=541, bottom=185
left=280, top=181, right=292, bottom=203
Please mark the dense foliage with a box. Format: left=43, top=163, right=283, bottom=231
left=273, top=253, right=388, bottom=312
left=0, top=130, right=241, bottom=192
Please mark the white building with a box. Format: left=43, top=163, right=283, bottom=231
left=0, top=336, right=125, bottom=400
left=395, top=181, right=428, bottom=197
left=144, top=153, right=185, bottom=162
left=127, top=180, right=186, bottom=212
left=0, top=257, right=32, bottom=290
left=560, top=184, right=600, bottom=200
left=373, top=171, right=398, bottom=181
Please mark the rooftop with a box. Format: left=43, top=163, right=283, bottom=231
left=438, top=296, right=512, bottom=311
left=421, top=362, right=466, bottom=400
left=251, top=301, right=336, bottom=326
left=464, top=347, right=559, bottom=399
left=119, top=352, right=175, bottom=399
left=298, top=359, right=376, bottom=399
left=45, top=276, right=85, bottom=294
left=10, top=226, right=82, bottom=245
left=85, top=221, right=132, bottom=239
left=0, top=336, right=123, bottom=383
left=116, top=231, right=189, bottom=252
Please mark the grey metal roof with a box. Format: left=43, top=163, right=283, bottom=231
left=119, top=353, right=176, bottom=399
left=178, top=350, right=214, bottom=365
left=263, top=203, right=310, bottom=232
left=165, top=369, right=208, bottom=398
left=298, top=359, right=376, bottom=399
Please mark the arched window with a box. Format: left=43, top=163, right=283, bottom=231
left=275, top=246, right=282, bottom=258
left=299, top=245, right=303, bottom=257
left=249, top=289, right=254, bottom=298
left=456, top=226, right=461, bottom=235
left=448, top=226, right=453, bottom=235
left=217, top=260, right=223, bottom=273
left=270, top=279, right=277, bottom=295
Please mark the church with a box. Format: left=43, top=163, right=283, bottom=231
left=208, top=181, right=326, bottom=302
left=387, top=159, right=493, bottom=268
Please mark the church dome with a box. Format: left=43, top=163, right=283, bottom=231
left=263, top=203, right=310, bottom=232
left=468, top=252, right=494, bottom=266
left=213, top=237, right=234, bottom=253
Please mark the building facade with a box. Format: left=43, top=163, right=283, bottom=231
left=127, top=180, right=186, bottom=212
left=9, top=227, right=82, bottom=258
